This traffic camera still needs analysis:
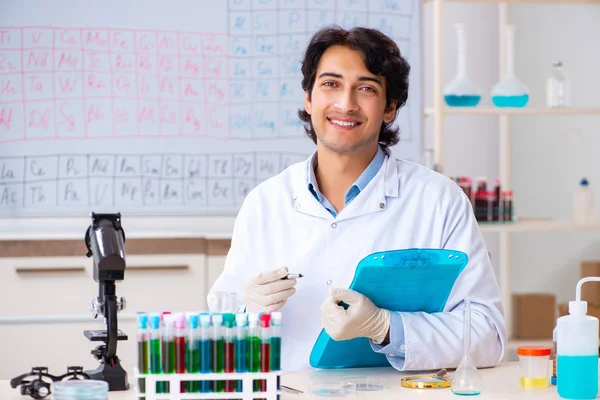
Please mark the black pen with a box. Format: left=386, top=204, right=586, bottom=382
left=282, top=273, right=303, bottom=280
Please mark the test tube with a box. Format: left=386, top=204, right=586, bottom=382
left=259, top=313, right=271, bottom=394
left=137, top=313, right=149, bottom=395
left=247, top=313, right=260, bottom=392
left=211, top=313, right=225, bottom=392
left=474, top=191, right=488, bottom=222
left=148, top=314, right=164, bottom=394
left=270, top=312, right=282, bottom=395
left=161, top=313, right=175, bottom=394
left=198, top=313, right=212, bottom=393
left=502, top=190, right=513, bottom=221
left=223, top=313, right=236, bottom=393
left=493, top=178, right=502, bottom=221
left=186, top=314, right=199, bottom=393
left=174, top=313, right=186, bottom=393
left=235, top=313, right=248, bottom=392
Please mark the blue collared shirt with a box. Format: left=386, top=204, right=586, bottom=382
left=306, top=145, right=407, bottom=360
left=307, top=145, right=386, bottom=217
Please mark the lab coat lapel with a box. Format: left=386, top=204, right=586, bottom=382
left=334, top=152, right=400, bottom=223
left=291, top=159, right=334, bottom=220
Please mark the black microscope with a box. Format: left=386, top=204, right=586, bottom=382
left=83, top=212, right=130, bottom=391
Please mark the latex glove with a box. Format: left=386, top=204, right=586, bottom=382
left=243, top=267, right=297, bottom=313
left=321, top=287, right=390, bottom=344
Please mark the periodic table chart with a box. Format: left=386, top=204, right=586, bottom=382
left=0, top=0, right=422, bottom=216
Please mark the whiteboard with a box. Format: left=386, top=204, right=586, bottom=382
left=0, top=0, right=422, bottom=216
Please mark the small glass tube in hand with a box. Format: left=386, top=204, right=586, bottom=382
left=451, top=298, right=483, bottom=396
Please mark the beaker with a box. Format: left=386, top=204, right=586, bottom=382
left=451, top=298, right=483, bottom=396
left=490, top=25, right=529, bottom=108
left=443, top=24, right=481, bottom=107
left=207, top=291, right=237, bottom=313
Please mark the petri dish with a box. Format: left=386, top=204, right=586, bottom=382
left=52, top=380, right=108, bottom=400
left=341, top=376, right=385, bottom=391
left=309, top=381, right=356, bottom=397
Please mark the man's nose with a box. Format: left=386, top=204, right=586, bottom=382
left=334, top=90, right=359, bottom=114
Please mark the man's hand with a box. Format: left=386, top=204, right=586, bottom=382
left=243, top=267, right=297, bottom=313
left=321, top=288, right=390, bottom=344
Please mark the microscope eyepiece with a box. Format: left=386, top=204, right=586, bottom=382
left=85, top=213, right=126, bottom=282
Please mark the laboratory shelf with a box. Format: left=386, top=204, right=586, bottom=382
left=424, top=107, right=600, bottom=117
left=479, top=220, right=600, bottom=233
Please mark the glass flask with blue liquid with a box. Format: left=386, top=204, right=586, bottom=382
left=491, top=25, right=529, bottom=108
left=443, top=24, right=481, bottom=107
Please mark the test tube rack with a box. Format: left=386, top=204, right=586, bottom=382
left=133, top=368, right=282, bottom=400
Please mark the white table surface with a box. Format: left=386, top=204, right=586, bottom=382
left=1, top=361, right=571, bottom=399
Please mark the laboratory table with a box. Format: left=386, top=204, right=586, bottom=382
left=0, top=362, right=573, bottom=399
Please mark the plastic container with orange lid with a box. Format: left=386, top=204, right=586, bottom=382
left=517, top=346, right=552, bottom=389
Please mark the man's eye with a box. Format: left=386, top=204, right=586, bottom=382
left=323, top=81, right=337, bottom=87
left=361, top=87, right=376, bottom=93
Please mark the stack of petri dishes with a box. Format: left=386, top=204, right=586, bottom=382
left=52, top=380, right=109, bottom=400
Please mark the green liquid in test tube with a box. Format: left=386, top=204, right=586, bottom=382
left=211, top=313, right=225, bottom=392
left=235, top=313, right=248, bottom=392
left=148, top=314, right=164, bottom=394
left=137, top=313, right=149, bottom=396
left=162, top=313, right=176, bottom=394
left=246, top=313, right=260, bottom=392
left=186, top=314, right=200, bottom=393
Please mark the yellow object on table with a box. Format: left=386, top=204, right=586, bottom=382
left=517, top=346, right=552, bottom=389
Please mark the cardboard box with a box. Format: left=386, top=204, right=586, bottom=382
left=512, top=293, right=556, bottom=339
left=580, top=262, right=600, bottom=306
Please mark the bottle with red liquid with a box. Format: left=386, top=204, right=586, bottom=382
left=492, top=178, right=502, bottom=221
left=259, top=313, right=271, bottom=398
left=222, top=313, right=237, bottom=393
left=458, top=177, right=473, bottom=204
left=174, top=313, right=187, bottom=393
left=502, top=190, right=513, bottom=221
left=475, top=176, right=488, bottom=193
left=474, top=191, right=489, bottom=222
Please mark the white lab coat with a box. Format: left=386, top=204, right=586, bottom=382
left=208, top=148, right=507, bottom=371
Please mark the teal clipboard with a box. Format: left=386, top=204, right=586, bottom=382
left=309, top=248, right=468, bottom=369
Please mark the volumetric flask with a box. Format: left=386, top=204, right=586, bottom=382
left=443, top=24, right=481, bottom=107
left=451, top=298, right=483, bottom=396
left=491, top=25, right=529, bottom=108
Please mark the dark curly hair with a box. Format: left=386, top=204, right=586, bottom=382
left=297, top=26, right=410, bottom=148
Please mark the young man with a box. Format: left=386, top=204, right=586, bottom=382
left=208, top=27, right=506, bottom=371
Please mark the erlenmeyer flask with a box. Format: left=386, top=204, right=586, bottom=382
left=451, top=298, right=483, bottom=396
left=444, top=24, right=481, bottom=107
left=491, top=25, right=529, bottom=108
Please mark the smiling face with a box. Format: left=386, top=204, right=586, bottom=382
left=304, top=45, right=397, bottom=155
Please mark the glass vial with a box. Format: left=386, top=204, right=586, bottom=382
left=546, top=61, right=569, bottom=108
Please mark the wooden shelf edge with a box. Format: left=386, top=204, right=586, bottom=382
left=479, top=220, right=600, bottom=233
left=424, top=107, right=600, bottom=117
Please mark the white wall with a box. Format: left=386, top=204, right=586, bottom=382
left=510, top=4, right=600, bottom=302
left=422, top=2, right=502, bottom=281
left=422, top=2, right=600, bottom=305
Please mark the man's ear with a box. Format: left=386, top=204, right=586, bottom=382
left=383, top=100, right=398, bottom=123
left=304, top=91, right=312, bottom=115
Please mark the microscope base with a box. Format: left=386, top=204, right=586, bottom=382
left=86, top=356, right=129, bottom=391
